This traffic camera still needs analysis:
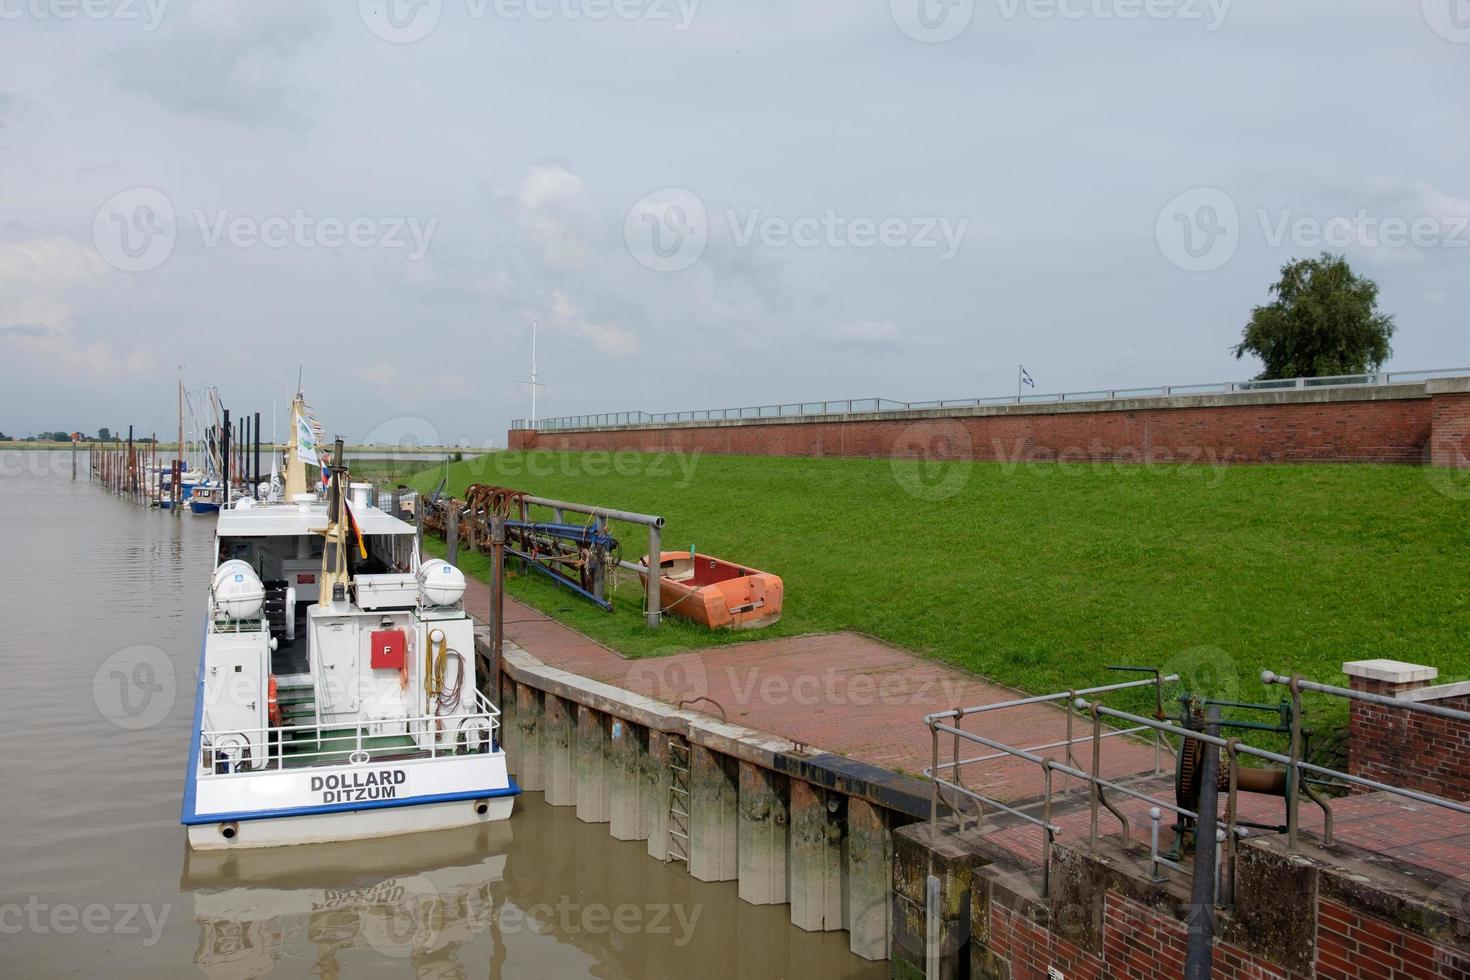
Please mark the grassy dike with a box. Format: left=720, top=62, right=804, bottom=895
left=411, top=450, right=1470, bottom=717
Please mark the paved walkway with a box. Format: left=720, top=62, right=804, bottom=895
left=465, top=577, right=1164, bottom=803
left=464, top=577, right=1470, bottom=883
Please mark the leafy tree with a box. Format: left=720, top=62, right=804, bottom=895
left=97, top=427, right=111, bottom=441
left=1234, top=253, right=1395, bottom=380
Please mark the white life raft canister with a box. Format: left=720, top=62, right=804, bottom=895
left=418, top=559, right=466, bottom=607
left=212, top=560, right=265, bottom=622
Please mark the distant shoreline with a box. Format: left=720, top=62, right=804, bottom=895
left=1, top=443, right=491, bottom=454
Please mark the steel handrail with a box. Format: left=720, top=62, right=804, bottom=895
left=925, top=663, right=1470, bottom=907
left=924, top=673, right=1179, bottom=898
left=198, top=705, right=501, bottom=776
left=512, top=367, right=1470, bottom=431
left=1261, top=670, right=1470, bottom=724
left=924, top=673, right=1177, bottom=724
left=1257, top=669, right=1470, bottom=846
left=1075, top=699, right=1470, bottom=838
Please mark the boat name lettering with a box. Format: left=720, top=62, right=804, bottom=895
left=310, top=769, right=407, bottom=803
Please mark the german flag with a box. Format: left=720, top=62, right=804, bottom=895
left=343, top=498, right=368, bottom=560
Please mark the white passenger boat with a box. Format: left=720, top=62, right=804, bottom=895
left=182, top=396, right=517, bottom=849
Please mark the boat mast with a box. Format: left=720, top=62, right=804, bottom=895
left=319, top=437, right=350, bottom=607
left=283, top=392, right=310, bottom=502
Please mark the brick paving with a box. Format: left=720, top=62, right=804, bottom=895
left=466, top=578, right=1163, bottom=801
left=465, top=577, right=1470, bottom=882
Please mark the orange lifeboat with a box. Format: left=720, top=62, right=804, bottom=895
left=640, top=552, right=784, bottom=630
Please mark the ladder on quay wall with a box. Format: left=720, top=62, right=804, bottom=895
left=668, top=735, right=691, bottom=863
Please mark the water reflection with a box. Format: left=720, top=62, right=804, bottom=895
left=185, top=823, right=509, bottom=979
left=183, top=795, right=883, bottom=979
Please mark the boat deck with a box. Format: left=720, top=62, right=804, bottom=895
left=275, top=729, right=422, bottom=768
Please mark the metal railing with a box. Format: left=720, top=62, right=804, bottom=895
left=512, top=367, right=1470, bottom=431
left=198, top=690, right=502, bottom=776
left=924, top=673, right=1177, bottom=898
left=923, top=668, right=1470, bottom=903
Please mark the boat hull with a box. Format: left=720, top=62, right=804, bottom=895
left=641, top=552, right=784, bottom=630
left=190, top=500, right=221, bottom=515
left=186, top=794, right=515, bottom=850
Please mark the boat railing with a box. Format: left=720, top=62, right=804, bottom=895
left=197, top=691, right=503, bottom=777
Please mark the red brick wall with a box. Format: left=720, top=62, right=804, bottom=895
left=1349, top=686, right=1470, bottom=803
left=513, top=395, right=1437, bottom=466
left=1431, top=392, right=1470, bottom=468
left=1316, top=898, right=1470, bottom=979
left=983, top=892, right=1468, bottom=979
left=987, top=895, right=1289, bottom=979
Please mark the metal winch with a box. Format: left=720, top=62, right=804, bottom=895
left=1168, top=693, right=1322, bottom=858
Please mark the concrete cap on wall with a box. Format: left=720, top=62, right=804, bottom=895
left=1425, top=377, right=1470, bottom=395
left=1343, top=659, right=1439, bottom=684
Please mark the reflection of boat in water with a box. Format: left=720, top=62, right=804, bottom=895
left=183, top=822, right=513, bottom=978
left=640, top=551, right=784, bottom=630
left=181, top=394, right=517, bottom=850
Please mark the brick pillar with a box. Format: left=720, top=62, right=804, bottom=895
left=1428, top=377, right=1470, bottom=468
left=1343, top=659, right=1437, bottom=791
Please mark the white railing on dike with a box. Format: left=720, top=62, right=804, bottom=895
left=511, top=366, right=1470, bottom=431
left=197, top=690, right=502, bottom=777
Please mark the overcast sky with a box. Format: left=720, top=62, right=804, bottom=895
left=1, top=0, right=1466, bottom=444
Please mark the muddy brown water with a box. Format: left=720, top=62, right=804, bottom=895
left=0, top=452, right=882, bottom=978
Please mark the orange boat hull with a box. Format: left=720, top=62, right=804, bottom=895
left=639, top=552, right=784, bottom=630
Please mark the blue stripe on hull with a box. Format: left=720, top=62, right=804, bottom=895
left=182, top=780, right=521, bottom=825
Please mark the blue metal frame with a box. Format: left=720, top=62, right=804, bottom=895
left=506, top=546, right=613, bottom=610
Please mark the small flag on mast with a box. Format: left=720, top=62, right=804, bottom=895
left=344, top=499, right=368, bottom=560
left=1021, top=366, right=1036, bottom=389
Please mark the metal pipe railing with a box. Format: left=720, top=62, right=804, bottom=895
left=198, top=700, right=501, bottom=776
left=511, top=367, right=1470, bottom=431
left=924, top=674, right=1178, bottom=895
left=1261, top=670, right=1470, bottom=724
left=923, top=664, right=1470, bottom=903
left=1076, top=698, right=1470, bottom=858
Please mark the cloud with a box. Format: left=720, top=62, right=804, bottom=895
left=0, top=323, right=50, bottom=337
left=0, top=92, right=20, bottom=129
left=499, top=166, right=593, bottom=267
left=0, top=237, right=156, bottom=381
left=356, top=363, right=470, bottom=397
left=1406, top=180, right=1470, bottom=224
left=825, top=319, right=905, bottom=350
left=107, top=0, right=328, bottom=127
left=547, top=290, right=637, bottom=356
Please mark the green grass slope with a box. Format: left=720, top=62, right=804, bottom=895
left=412, top=451, right=1470, bottom=715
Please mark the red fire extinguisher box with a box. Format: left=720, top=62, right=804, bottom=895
left=370, top=630, right=406, bottom=670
